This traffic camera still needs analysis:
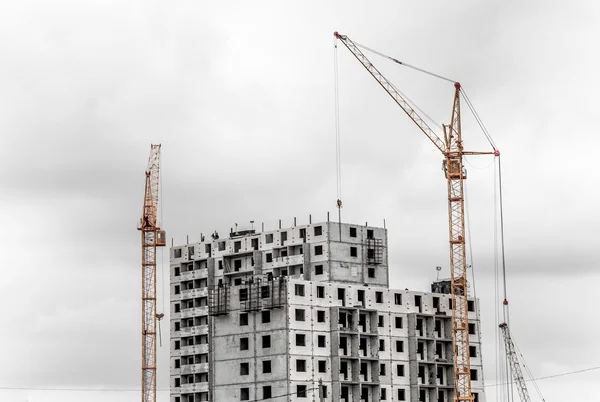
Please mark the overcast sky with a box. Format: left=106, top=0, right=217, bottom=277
left=1, top=1, right=599, bottom=401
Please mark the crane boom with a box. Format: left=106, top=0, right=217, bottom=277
left=334, top=32, right=446, bottom=154
left=138, top=144, right=166, bottom=402
left=335, top=32, right=483, bottom=402
left=499, top=323, right=531, bottom=402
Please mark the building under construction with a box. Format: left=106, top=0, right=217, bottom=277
left=169, top=221, right=486, bottom=402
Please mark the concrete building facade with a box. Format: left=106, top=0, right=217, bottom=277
left=170, top=221, right=485, bottom=402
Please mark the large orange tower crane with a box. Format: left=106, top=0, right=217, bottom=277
left=334, top=32, right=495, bottom=402
left=138, top=144, right=166, bottom=402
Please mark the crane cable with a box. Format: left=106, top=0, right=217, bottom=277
left=158, top=154, right=165, bottom=347
left=461, top=88, right=498, bottom=151
left=353, top=39, right=499, bottom=154
left=333, top=37, right=342, bottom=205
left=515, top=340, right=546, bottom=402
left=493, top=158, right=505, bottom=402
left=353, top=40, right=456, bottom=84
left=464, top=180, right=487, bottom=388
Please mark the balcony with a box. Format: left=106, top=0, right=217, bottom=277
left=180, top=288, right=209, bottom=299
left=181, top=363, right=209, bottom=375
left=179, top=269, right=208, bottom=281
left=180, top=382, right=209, bottom=394
left=179, top=324, right=209, bottom=336
left=180, top=307, right=209, bottom=318
left=180, top=344, right=209, bottom=355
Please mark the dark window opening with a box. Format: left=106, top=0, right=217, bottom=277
left=261, top=310, right=270, bottom=323
left=295, top=309, right=305, bottom=321
left=314, top=226, right=322, bottom=236
left=317, top=310, right=326, bottom=322
left=240, top=313, right=248, bottom=326
left=318, top=360, right=326, bottom=373
left=296, top=359, right=306, bottom=372
left=240, top=362, right=249, bottom=375
left=241, top=387, right=249, bottom=401
left=240, top=337, right=249, bottom=351
left=239, top=288, right=248, bottom=302
left=315, top=245, right=323, bottom=256
left=357, top=289, right=365, bottom=304
left=318, top=335, right=326, bottom=347
left=350, top=247, right=357, bottom=257
left=394, top=293, right=402, bottom=305
left=263, top=360, right=271, bottom=374
left=297, top=385, right=307, bottom=398
left=296, top=334, right=306, bottom=346
left=315, top=265, right=324, bottom=275
left=262, top=335, right=271, bottom=348
left=396, top=340, right=404, bottom=352
left=350, top=227, right=357, bottom=237
left=317, top=286, right=325, bottom=298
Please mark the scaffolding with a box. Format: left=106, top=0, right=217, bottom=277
left=208, top=285, right=230, bottom=316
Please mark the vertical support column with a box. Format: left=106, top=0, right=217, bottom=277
left=142, top=228, right=158, bottom=402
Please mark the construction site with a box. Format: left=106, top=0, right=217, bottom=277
left=136, top=33, right=543, bottom=402
left=4, top=3, right=600, bottom=402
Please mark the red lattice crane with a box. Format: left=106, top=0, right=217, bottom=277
left=138, top=144, right=166, bottom=402
left=334, top=32, right=495, bottom=402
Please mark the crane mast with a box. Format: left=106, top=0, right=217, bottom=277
left=138, top=144, right=166, bottom=402
left=499, top=323, right=531, bottom=402
left=334, top=32, right=493, bottom=402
